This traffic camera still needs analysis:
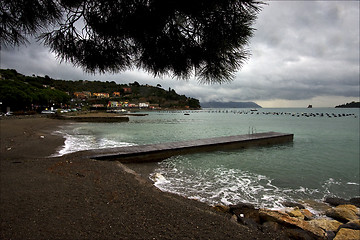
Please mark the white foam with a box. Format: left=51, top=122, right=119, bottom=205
left=51, top=128, right=136, bottom=157
left=149, top=155, right=360, bottom=211
left=151, top=161, right=300, bottom=209
left=347, top=182, right=359, bottom=185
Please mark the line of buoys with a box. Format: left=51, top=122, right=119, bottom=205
left=157, top=110, right=358, bottom=118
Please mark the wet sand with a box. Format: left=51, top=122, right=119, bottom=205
left=0, top=116, right=283, bottom=239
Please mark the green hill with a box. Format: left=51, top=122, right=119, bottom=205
left=0, top=69, right=200, bottom=112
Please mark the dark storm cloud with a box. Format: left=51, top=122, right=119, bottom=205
left=189, top=1, right=359, bottom=103
left=1, top=1, right=359, bottom=106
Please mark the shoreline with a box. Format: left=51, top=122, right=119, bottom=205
left=0, top=116, right=277, bottom=239
left=1, top=116, right=359, bottom=239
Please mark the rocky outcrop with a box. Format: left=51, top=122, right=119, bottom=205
left=259, top=209, right=326, bottom=239
left=213, top=200, right=360, bottom=240
left=213, top=204, right=230, bottom=213
left=287, top=207, right=305, bottom=220
left=301, top=209, right=315, bottom=220
left=326, top=197, right=360, bottom=208
left=350, top=198, right=360, bottom=208
left=309, top=219, right=342, bottom=232
left=229, top=203, right=261, bottom=223
left=333, top=228, right=360, bottom=240
left=339, top=221, right=360, bottom=231
left=325, top=205, right=360, bottom=223
left=325, top=197, right=352, bottom=207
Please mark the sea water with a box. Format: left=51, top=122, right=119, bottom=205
left=53, top=108, right=360, bottom=209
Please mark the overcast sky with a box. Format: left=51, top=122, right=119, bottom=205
left=1, top=1, right=359, bottom=108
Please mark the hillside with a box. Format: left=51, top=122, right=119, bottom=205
left=335, top=101, right=360, bottom=108
left=201, top=101, right=262, bottom=108
left=0, top=69, right=200, bottom=112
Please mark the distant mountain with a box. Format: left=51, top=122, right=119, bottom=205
left=201, top=101, right=262, bottom=108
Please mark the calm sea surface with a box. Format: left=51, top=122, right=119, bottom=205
left=53, top=108, right=360, bottom=210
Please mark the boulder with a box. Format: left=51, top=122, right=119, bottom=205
left=301, top=209, right=315, bottom=220
left=325, top=197, right=350, bottom=207
left=334, top=228, right=360, bottom=240
left=287, top=208, right=305, bottom=220
left=302, top=199, right=331, bottom=213
left=351, top=219, right=360, bottom=225
left=212, top=205, right=230, bottom=213
left=349, top=220, right=360, bottom=228
left=350, top=198, right=360, bottom=208
left=259, top=209, right=325, bottom=238
left=326, top=231, right=336, bottom=240
left=229, top=202, right=255, bottom=213
left=229, top=203, right=260, bottom=223
left=338, top=220, right=360, bottom=231
left=309, top=219, right=342, bottom=232
left=326, top=205, right=360, bottom=223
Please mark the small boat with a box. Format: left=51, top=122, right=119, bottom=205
left=250, top=109, right=258, bottom=112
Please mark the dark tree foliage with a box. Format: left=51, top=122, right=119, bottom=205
left=1, top=1, right=262, bottom=83
left=0, top=0, right=61, bottom=46
left=0, top=70, right=71, bottom=112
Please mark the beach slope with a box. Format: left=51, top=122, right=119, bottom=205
left=0, top=117, right=280, bottom=239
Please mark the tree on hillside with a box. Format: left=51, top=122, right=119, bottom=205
left=1, top=0, right=262, bottom=83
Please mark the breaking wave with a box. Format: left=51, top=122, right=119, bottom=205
left=51, top=127, right=135, bottom=157
left=151, top=156, right=358, bottom=210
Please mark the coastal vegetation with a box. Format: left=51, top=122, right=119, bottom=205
left=0, top=69, right=70, bottom=113
left=335, top=101, right=360, bottom=108
left=0, top=69, right=200, bottom=113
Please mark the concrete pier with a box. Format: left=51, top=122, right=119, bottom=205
left=92, top=132, right=293, bottom=163
left=62, top=116, right=129, bottom=122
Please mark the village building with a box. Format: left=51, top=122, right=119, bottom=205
left=128, top=103, right=138, bottom=108
left=93, top=93, right=110, bottom=98
left=123, top=88, right=132, bottom=94
left=113, top=92, right=121, bottom=97
left=108, top=101, right=120, bottom=108
left=149, top=104, right=160, bottom=110
left=91, top=104, right=105, bottom=108
left=74, top=91, right=91, bottom=99
left=139, top=102, right=149, bottom=108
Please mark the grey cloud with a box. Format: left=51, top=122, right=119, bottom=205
left=232, top=1, right=360, bottom=101
left=0, top=1, right=358, bottom=106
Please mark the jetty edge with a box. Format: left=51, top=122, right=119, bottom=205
left=92, top=131, right=294, bottom=163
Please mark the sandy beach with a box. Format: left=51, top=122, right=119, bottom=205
left=0, top=116, right=282, bottom=239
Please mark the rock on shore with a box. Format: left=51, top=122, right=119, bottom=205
left=214, top=199, right=360, bottom=240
